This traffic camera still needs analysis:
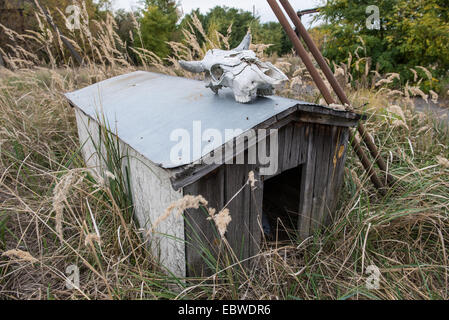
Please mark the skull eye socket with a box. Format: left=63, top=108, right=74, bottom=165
left=264, top=68, right=276, bottom=77
left=210, top=64, right=224, bottom=82
left=262, top=66, right=286, bottom=81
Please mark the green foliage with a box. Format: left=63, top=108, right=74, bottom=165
left=114, top=9, right=140, bottom=63
left=114, top=9, right=136, bottom=46
left=252, top=22, right=292, bottom=56
left=179, top=6, right=292, bottom=56
left=21, top=0, right=104, bottom=32
left=180, top=6, right=256, bottom=50
left=137, top=0, right=179, bottom=58
left=320, top=0, right=449, bottom=92
left=0, top=0, right=113, bottom=66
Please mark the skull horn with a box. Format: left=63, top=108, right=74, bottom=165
left=233, top=32, right=252, bottom=51
left=179, top=60, right=205, bottom=73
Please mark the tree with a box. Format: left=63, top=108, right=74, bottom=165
left=138, top=0, right=179, bottom=58
left=320, top=0, right=449, bottom=91
left=180, top=6, right=256, bottom=50
left=252, top=22, right=292, bottom=56
left=22, top=0, right=102, bottom=33
left=179, top=6, right=292, bottom=56
left=114, top=9, right=141, bottom=63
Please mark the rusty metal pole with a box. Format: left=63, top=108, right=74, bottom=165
left=267, top=3, right=334, bottom=104
left=267, top=0, right=333, bottom=104
left=267, top=0, right=386, bottom=193
left=279, top=0, right=395, bottom=186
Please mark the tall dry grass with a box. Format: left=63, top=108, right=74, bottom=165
left=0, top=5, right=448, bottom=300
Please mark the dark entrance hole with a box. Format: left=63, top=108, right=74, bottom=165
left=262, top=166, right=302, bottom=241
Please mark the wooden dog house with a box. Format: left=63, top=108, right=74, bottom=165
left=65, top=71, right=362, bottom=277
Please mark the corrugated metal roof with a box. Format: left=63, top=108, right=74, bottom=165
left=65, top=71, right=336, bottom=169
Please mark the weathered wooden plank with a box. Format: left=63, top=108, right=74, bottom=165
left=309, top=124, right=325, bottom=231
left=248, top=169, right=263, bottom=258
left=183, top=167, right=225, bottom=277
left=310, top=124, right=332, bottom=231
left=253, top=115, right=278, bottom=130
left=298, top=124, right=317, bottom=238
left=293, top=122, right=308, bottom=165
left=281, top=123, right=293, bottom=172
left=264, top=120, right=309, bottom=179
left=319, top=125, right=333, bottom=224
left=286, top=121, right=309, bottom=170
left=289, top=122, right=301, bottom=168
left=297, top=123, right=308, bottom=164
left=325, top=127, right=350, bottom=226
left=298, top=113, right=360, bottom=127
left=274, top=124, right=285, bottom=176
left=296, top=104, right=364, bottom=120
left=237, top=165, right=263, bottom=262
left=323, top=125, right=339, bottom=224
left=225, top=163, right=254, bottom=265
left=267, top=113, right=300, bottom=130
left=276, top=106, right=299, bottom=120
left=184, top=158, right=262, bottom=276
left=171, top=163, right=221, bottom=191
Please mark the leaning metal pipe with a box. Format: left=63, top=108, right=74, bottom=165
left=267, top=0, right=333, bottom=104
left=267, top=0, right=386, bottom=193
left=279, top=0, right=395, bottom=186
left=267, top=1, right=334, bottom=104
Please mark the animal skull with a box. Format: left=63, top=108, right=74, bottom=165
left=179, top=33, right=288, bottom=103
